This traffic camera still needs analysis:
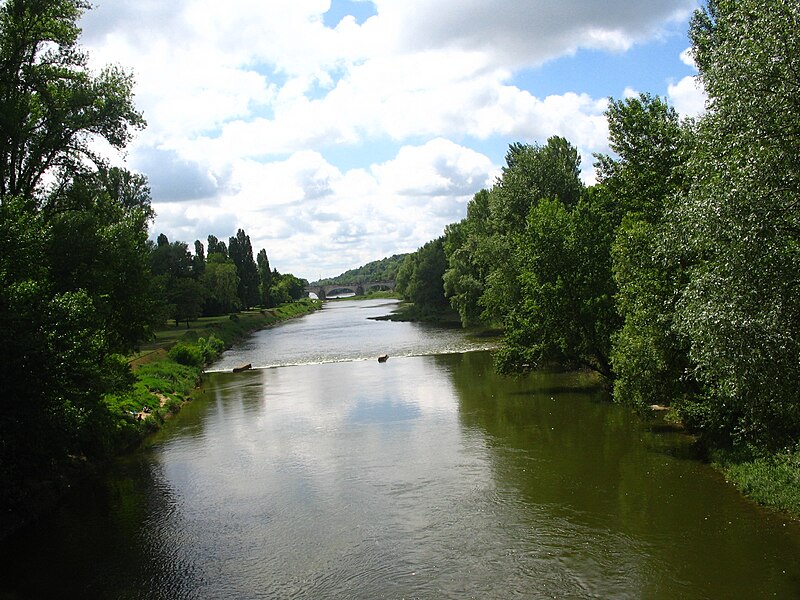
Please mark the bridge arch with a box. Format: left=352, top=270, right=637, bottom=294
left=304, top=280, right=396, bottom=300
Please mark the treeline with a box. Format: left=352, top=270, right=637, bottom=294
left=313, top=253, right=407, bottom=286
left=397, top=0, right=799, bottom=457
left=0, top=0, right=307, bottom=523
left=150, top=229, right=307, bottom=328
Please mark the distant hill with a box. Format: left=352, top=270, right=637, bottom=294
left=312, top=254, right=408, bottom=285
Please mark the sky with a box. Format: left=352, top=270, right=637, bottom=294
left=78, top=0, right=706, bottom=282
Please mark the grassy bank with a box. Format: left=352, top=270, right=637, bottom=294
left=131, top=299, right=321, bottom=361
left=108, top=299, right=322, bottom=449
left=710, top=445, right=800, bottom=518
left=370, top=301, right=463, bottom=325
left=0, top=300, right=321, bottom=539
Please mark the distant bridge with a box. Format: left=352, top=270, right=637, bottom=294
left=304, top=280, right=396, bottom=300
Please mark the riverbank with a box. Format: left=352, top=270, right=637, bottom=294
left=369, top=300, right=463, bottom=326
left=0, top=299, right=321, bottom=540
left=118, top=299, right=322, bottom=435
left=710, top=446, right=800, bottom=517
left=380, top=304, right=799, bottom=519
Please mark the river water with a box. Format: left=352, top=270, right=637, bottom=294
left=3, top=299, right=799, bottom=599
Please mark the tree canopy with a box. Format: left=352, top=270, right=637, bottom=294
left=0, top=0, right=153, bottom=509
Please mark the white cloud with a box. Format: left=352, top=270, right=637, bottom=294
left=370, top=0, right=695, bottom=66
left=668, top=75, right=706, bottom=118
left=679, top=46, right=697, bottom=68
left=78, top=0, right=699, bottom=279
left=149, top=140, right=495, bottom=278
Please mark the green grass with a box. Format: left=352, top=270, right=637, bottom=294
left=712, top=445, right=800, bottom=518
left=371, top=301, right=463, bottom=325
left=139, top=299, right=321, bottom=352
left=111, top=299, right=322, bottom=448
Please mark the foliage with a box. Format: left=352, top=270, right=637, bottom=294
left=201, top=256, right=240, bottom=315
left=168, top=335, right=225, bottom=367
left=0, top=0, right=152, bottom=513
left=313, top=254, right=408, bottom=286
left=667, top=0, right=800, bottom=448
left=712, top=445, right=800, bottom=516
left=479, top=137, right=585, bottom=324
left=0, top=0, right=145, bottom=200
left=443, top=189, right=493, bottom=326
left=396, top=237, right=449, bottom=313
left=270, top=271, right=308, bottom=304
left=256, top=248, right=272, bottom=307
left=495, top=191, right=619, bottom=377
left=595, top=93, right=696, bottom=410
left=228, top=228, right=260, bottom=309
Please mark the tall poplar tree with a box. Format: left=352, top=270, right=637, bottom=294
left=228, top=228, right=260, bottom=309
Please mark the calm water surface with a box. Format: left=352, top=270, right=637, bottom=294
left=3, top=299, right=799, bottom=599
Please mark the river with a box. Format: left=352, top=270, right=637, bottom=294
left=2, top=298, right=799, bottom=599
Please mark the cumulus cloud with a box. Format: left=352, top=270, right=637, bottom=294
left=132, top=147, right=220, bottom=202
left=373, top=0, right=696, bottom=66
left=668, top=47, right=707, bottom=118
left=78, top=0, right=698, bottom=278
left=668, top=75, right=706, bottom=118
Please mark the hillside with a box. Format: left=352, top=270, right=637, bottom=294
left=312, top=254, right=408, bottom=285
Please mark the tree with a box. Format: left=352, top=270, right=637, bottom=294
left=0, top=0, right=144, bottom=201
left=256, top=248, right=272, bottom=307
left=150, top=237, right=193, bottom=281
left=669, top=0, right=800, bottom=448
left=228, top=228, right=259, bottom=309
left=193, top=239, right=206, bottom=277
left=207, top=234, right=227, bottom=258
left=48, top=168, right=161, bottom=351
left=594, top=93, right=695, bottom=409
left=396, top=237, right=449, bottom=313
left=480, top=137, right=585, bottom=323
left=269, top=270, right=307, bottom=304
left=0, top=0, right=150, bottom=509
left=495, top=190, right=619, bottom=378
left=201, top=254, right=240, bottom=315
left=443, top=189, right=493, bottom=326
left=168, top=276, right=205, bottom=327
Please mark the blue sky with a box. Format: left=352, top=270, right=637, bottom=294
left=79, top=0, right=705, bottom=281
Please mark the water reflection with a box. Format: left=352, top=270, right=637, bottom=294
left=443, top=351, right=800, bottom=599
left=2, top=349, right=800, bottom=599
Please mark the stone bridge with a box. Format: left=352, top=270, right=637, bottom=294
left=304, top=280, right=396, bottom=300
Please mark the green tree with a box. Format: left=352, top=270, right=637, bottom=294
left=480, top=137, right=585, bottom=323
left=256, top=248, right=272, bottom=307
left=168, top=276, right=205, bottom=327
left=48, top=168, right=161, bottom=351
left=228, top=228, right=260, bottom=309
left=594, top=93, right=695, bottom=409
left=443, top=189, right=493, bottom=326
left=150, top=236, right=192, bottom=275
left=193, top=239, right=206, bottom=277
left=201, top=254, right=240, bottom=315
left=396, top=237, right=449, bottom=313
left=0, top=0, right=149, bottom=510
left=670, top=0, right=800, bottom=448
left=496, top=190, right=619, bottom=378
left=269, top=270, right=308, bottom=304
left=0, top=0, right=144, bottom=201
left=207, top=234, right=227, bottom=258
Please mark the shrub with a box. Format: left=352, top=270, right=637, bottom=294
left=168, top=342, right=204, bottom=367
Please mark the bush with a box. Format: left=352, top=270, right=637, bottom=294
left=197, top=335, right=225, bottom=364
left=168, top=342, right=204, bottom=367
